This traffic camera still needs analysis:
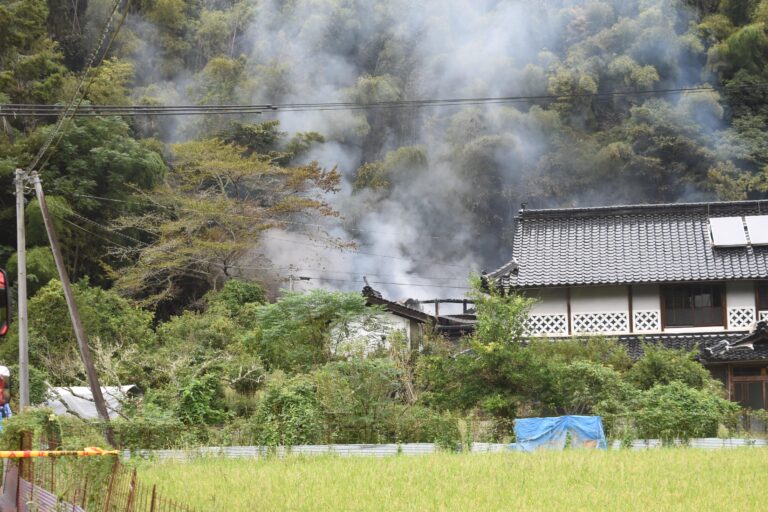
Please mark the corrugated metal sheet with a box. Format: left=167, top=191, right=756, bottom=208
left=470, top=443, right=507, bottom=452
left=122, top=438, right=768, bottom=461
left=19, top=479, right=85, bottom=512
left=610, top=438, right=768, bottom=450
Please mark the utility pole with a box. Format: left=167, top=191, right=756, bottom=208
left=30, top=172, right=113, bottom=443
left=14, top=169, right=29, bottom=409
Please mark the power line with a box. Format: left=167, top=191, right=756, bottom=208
left=257, top=234, right=470, bottom=269
left=48, top=203, right=473, bottom=284
left=4, top=83, right=762, bottom=118
left=71, top=193, right=458, bottom=240
left=305, top=276, right=472, bottom=290
left=65, top=192, right=472, bottom=270
left=59, top=212, right=473, bottom=289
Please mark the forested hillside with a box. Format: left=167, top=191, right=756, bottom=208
left=2, top=0, right=768, bottom=302
left=0, top=0, right=765, bottom=444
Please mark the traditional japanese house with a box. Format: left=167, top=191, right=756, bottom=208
left=487, top=200, right=768, bottom=410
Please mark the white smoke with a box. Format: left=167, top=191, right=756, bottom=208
left=124, top=0, right=717, bottom=299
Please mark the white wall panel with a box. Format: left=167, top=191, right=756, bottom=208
left=632, top=284, right=660, bottom=311
left=570, top=286, right=629, bottom=313
left=527, top=288, right=568, bottom=315
left=727, top=281, right=755, bottom=308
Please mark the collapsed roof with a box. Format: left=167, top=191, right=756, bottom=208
left=489, top=200, right=768, bottom=289
left=361, top=286, right=476, bottom=339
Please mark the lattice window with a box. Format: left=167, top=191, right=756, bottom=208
left=572, top=312, right=629, bottom=334
left=633, top=310, right=661, bottom=332
left=760, top=311, right=768, bottom=322
left=728, top=307, right=755, bottom=329
left=525, top=314, right=568, bottom=336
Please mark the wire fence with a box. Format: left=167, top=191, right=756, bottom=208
left=103, top=463, right=196, bottom=512
left=0, top=433, right=199, bottom=512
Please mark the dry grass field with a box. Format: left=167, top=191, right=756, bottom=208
left=139, top=448, right=768, bottom=511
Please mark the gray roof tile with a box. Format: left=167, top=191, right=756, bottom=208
left=490, top=201, right=768, bottom=288
left=617, top=332, right=768, bottom=363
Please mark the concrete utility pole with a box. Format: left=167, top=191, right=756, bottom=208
left=30, top=172, right=113, bottom=443
left=14, top=169, right=29, bottom=409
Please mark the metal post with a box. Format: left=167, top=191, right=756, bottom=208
left=15, top=169, right=29, bottom=409
left=30, top=172, right=114, bottom=445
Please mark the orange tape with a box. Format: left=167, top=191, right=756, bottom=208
left=0, top=447, right=118, bottom=458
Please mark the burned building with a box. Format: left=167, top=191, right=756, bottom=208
left=361, top=285, right=475, bottom=348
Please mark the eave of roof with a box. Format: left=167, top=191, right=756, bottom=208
left=615, top=331, right=768, bottom=362
left=517, top=200, right=768, bottom=219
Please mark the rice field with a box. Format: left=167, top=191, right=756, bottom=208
left=139, top=448, right=768, bottom=511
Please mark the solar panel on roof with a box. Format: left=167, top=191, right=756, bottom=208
left=709, top=216, right=747, bottom=247
left=745, top=215, right=768, bottom=245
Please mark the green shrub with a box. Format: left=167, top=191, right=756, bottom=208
left=527, top=337, right=632, bottom=372
left=550, top=360, right=639, bottom=416
left=0, top=407, right=51, bottom=449
left=389, top=405, right=460, bottom=449
left=8, top=363, right=49, bottom=406
left=626, top=345, right=717, bottom=391
left=250, top=374, right=323, bottom=446
left=112, top=405, right=187, bottom=449
left=314, top=359, right=402, bottom=442
left=634, top=382, right=740, bottom=443
left=175, top=374, right=228, bottom=426
left=207, top=279, right=266, bottom=317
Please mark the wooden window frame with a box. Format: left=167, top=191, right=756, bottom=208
left=660, top=282, right=726, bottom=329
left=755, top=282, right=768, bottom=313
left=730, top=366, right=768, bottom=410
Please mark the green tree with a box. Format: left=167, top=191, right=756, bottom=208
left=625, top=345, right=715, bottom=391
left=0, top=279, right=156, bottom=385
left=113, top=136, right=340, bottom=312
left=5, top=246, right=56, bottom=296
left=243, top=289, right=374, bottom=371
left=0, top=117, right=166, bottom=282
left=549, top=360, right=638, bottom=416
left=250, top=373, right=323, bottom=446
left=0, top=0, right=69, bottom=111
left=469, top=278, right=533, bottom=347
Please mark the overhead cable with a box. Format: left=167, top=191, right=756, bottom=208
left=48, top=203, right=473, bottom=284
left=64, top=193, right=472, bottom=269
left=4, top=83, right=764, bottom=118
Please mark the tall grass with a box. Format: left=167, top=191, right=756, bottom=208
left=140, top=449, right=768, bottom=511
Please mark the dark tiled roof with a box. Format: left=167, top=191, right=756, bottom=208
left=616, top=332, right=768, bottom=362
left=490, top=200, right=768, bottom=288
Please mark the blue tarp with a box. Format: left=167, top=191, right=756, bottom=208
left=512, top=415, right=607, bottom=452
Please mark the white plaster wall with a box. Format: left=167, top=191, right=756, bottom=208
left=727, top=281, right=755, bottom=308
left=527, top=288, right=568, bottom=315
left=334, top=312, right=411, bottom=356
left=570, top=286, right=629, bottom=313
left=632, top=284, right=660, bottom=311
